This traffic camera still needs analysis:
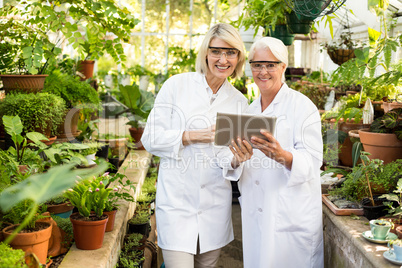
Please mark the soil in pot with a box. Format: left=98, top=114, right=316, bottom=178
left=2, top=222, right=53, bottom=265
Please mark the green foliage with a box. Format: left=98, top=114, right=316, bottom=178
left=166, top=46, right=196, bottom=76
left=43, top=70, right=101, bottom=109
left=119, top=84, right=155, bottom=128
left=370, top=108, right=402, bottom=140
left=234, top=0, right=291, bottom=36
left=1, top=200, right=47, bottom=230
left=0, top=161, right=108, bottom=243
left=129, top=211, right=150, bottom=225
left=78, top=142, right=105, bottom=156
left=51, top=215, right=73, bottom=247
left=45, top=194, right=69, bottom=206
left=64, top=174, right=111, bottom=218
left=329, top=154, right=400, bottom=202
left=0, top=0, right=140, bottom=73
left=0, top=92, right=66, bottom=136
left=98, top=172, right=136, bottom=212
left=0, top=242, right=28, bottom=268
left=1, top=115, right=48, bottom=166
left=0, top=7, right=62, bottom=74
left=291, top=81, right=330, bottom=110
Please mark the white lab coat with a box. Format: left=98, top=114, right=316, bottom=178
left=141, top=72, right=248, bottom=254
left=237, top=84, right=324, bottom=268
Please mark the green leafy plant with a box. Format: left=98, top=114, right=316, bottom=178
left=119, top=84, right=155, bottom=129
left=369, top=108, right=402, bottom=140
left=128, top=211, right=150, bottom=225
left=95, top=172, right=136, bottom=212
left=0, top=92, right=66, bottom=137
left=0, top=242, right=28, bottom=268
left=0, top=161, right=108, bottom=243
left=78, top=141, right=105, bottom=156
left=43, top=70, right=101, bottom=109
left=234, top=0, right=291, bottom=36
left=1, top=115, right=48, bottom=166
left=64, top=174, right=111, bottom=219
left=0, top=0, right=140, bottom=74
left=51, top=215, right=74, bottom=248
left=329, top=153, right=399, bottom=203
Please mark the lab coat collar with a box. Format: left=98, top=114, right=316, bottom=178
left=194, top=72, right=229, bottom=106
left=249, top=83, right=290, bottom=115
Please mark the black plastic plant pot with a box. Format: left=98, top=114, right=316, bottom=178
left=128, top=222, right=150, bottom=237
left=96, top=144, right=109, bottom=160
left=107, top=157, right=120, bottom=173
left=361, top=196, right=388, bottom=221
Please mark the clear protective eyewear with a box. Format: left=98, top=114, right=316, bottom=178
left=208, top=47, right=239, bottom=59
left=249, top=61, right=282, bottom=72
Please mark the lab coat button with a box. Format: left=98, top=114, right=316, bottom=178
left=201, top=185, right=205, bottom=189
left=258, top=208, right=263, bottom=212
left=198, top=211, right=202, bottom=215
left=255, top=180, right=260, bottom=185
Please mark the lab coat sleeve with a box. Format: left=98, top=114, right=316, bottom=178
left=214, top=146, right=244, bottom=181
left=141, top=79, right=185, bottom=159
left=284, top=105, right=323, bottom=188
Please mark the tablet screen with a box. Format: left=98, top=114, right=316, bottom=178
left=214, top=112, right=276, bottom=146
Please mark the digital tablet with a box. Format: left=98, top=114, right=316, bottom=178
left=214, top=112, right=276, bottom=146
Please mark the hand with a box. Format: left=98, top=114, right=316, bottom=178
left=182, top=125, right=215, bottom=145
left=229, top=137, right=253, bottom=168
left=251, top=129, right=293, bottom=170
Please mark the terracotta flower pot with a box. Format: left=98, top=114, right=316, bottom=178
left=0, top=74, right=48, bottom=93
left=338, top=120, right=369, bottom=167
left=358, top=128, right=402, bottom=164
left=57, top=108, right=81, bottom=138
left=69, top=213, right=108, bottom=250
left=104, top=210, right=117, bottom=232
left=2, top=222, right=52, bottom=265
left=128, top=127, right=145, bottom=150
left=78, top=60, right=95, bottom=80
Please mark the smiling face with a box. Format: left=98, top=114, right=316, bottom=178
left=206, top=38, right=239, bottom=82
left=251, top=47, right=286, bottom=96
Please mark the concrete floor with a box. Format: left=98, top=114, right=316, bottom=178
left=217, top=203, right=243, bottom=268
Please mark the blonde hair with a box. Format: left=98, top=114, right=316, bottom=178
left=195, top=23, right=246, bottom=79
left=249, top=37, right=288, bottom=82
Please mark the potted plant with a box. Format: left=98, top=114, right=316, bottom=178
left=119, top=84, right=155, bottom=150
left=380, top=175, right=402, bottom=235
left=357, top=108, right=402, bottom=164
left=117, top=233, right=146, bottom=268
left=127, top=211, right=150, bottom=237
left=0, top=92, right=66, bottom=138
left=97, top=172, right=136, bottom=232
left=77, top=141, right=105, bottom=167
left=324, top=32, right=358, bottom=66
left=44, top=194, right=74, bottom=219
left=42, top=70, right=101, bottom=139
left=235, top=0, right=294, bottom=45
left=0, top=115, right=50, bottom=173
left=0, top=6, right=62, bottom=92
left=1, top=200, right=51, bottom=266
left=64, top=174, right=111, bottom=250
left=328, top=153, right=400, bottom=219
left=96, top=133, right=129, bottom=161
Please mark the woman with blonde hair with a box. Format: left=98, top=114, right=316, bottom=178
left=141, top=23, right=250, bottom=268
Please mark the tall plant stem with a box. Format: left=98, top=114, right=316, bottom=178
left=362, top=160, right=375, bottom=206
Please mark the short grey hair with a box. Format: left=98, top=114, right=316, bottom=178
left=195, top=23, right=246, bottom=79
left=248, top=37, right=288, bottom=82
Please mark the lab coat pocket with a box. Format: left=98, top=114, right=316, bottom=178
left=275, top=191, right=314, bottom=233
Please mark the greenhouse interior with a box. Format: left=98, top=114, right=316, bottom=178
left=0, top=0, right=402, bottom=267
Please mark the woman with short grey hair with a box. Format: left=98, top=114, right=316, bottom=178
left=230, top=37, right=324, bottom=267
left=141, top=23, right=250, bottom=268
